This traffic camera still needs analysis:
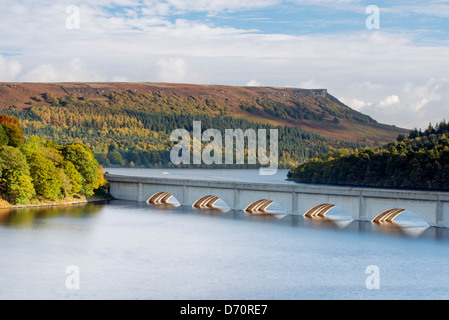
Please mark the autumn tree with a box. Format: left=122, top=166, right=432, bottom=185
left=0, top=114, right=25, bottom=147
left=62, top=144, right=104, bottom=196
left=0, top=125, right=9, bottom=146
left=27, top=151, right=63, bottom=200
left=61, top=160, right=83, bottom=195
left=0, top=114, right=106, bottom=204
left=0, top=146, right=35, bottom=204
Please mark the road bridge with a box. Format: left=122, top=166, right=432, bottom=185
left=106, top=174, right=449, bottom=228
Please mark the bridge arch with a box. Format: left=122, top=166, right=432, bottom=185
left=372, top=208, right=407, bottom=223
left=193, top=195, right=219, bottom=209
left=244, top=199, right=280, bottom=215
left=192, top=195, right=230, bottom=211
left=304, top=204, right=336, bottom=218
left=147, top=192, right=180, bottom=206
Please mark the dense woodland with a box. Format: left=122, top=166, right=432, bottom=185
left=2, top=90, right=370, bottom=169
left=0, top=114, right=105, bottom=206
left=241, top=96, right=374, bottom=123
left=288, top=121, right=449, bottom=190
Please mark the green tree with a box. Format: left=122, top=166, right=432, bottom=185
left=62, top=144, right=103, bottom=196
left=108, top=151, right=125, bottom=166
left=289, top=120, right=449, bottom=190
left=0, top=146, right=35, bottom=204
left=20, top=136, right=45, bottom=155
left=0, top=125, right=9, bottom=146
left=0, top=115, right=105, bottom=204
left=0, top=114, right=25, bottom=147
left=59, top=168, right=72, bottom=198
left=27, top=151, right=63, bottom=200
left=61, top=160, right=83, bottom=195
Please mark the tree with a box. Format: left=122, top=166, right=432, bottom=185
left=61, top=160, right=83, bottom=194
left=289, top=120, right=449, bottom=190
left=0, top=146, right=35, bottom=204
left=27, top=151, right=63, bottom=200
left=0, top=114, right=105, bottom=204
left=20, top=136, right=45, bottom=155
left=107, top=151, right=125, bottom=166
left=0, top=125, right=9, bottom=146
left=59, top=168, right=72, bottom=198
left=0, top=114, right=25, bottom=147
left=397, top=134, right=406, bottom=142
left=95, top=153, right=110, bottom=167
left=62, top=144, right=104, bottom=196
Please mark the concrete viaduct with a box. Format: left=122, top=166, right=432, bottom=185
left=106, top=174, right=449, bottom=228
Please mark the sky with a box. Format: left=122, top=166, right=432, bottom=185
left=0, top=0, right=448, bottom=130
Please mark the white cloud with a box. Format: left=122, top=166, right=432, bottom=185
left=346, top=99, right=371, bottom=111
left=0, top=56, right=22, bottom=81
left=378, top=95, right=400, bottom=108
left=111, top=76, right=129, bottom=82
left=297, top=79, right=325, bottom=89
left=20, top=58, right=106, bottom=82
left=383, top=3, right=449, bottom=18
left=246, top=79, right=262, bottom=86
left=20, top=64, right=59, bottom=82
left=155, top=57, right=205, bottom=83
left=403, top=79, right=442, bottom=112
left=156, top=57, right=188, bottom=83
left=142, top=0, right=281, bottom=14
left=345, top=78, right=449, bottom=129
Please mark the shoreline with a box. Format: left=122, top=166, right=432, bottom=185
left=0, top=195, right=114, bottom=210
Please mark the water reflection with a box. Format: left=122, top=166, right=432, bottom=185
left=145, top=203, right=179, bottom=211
left=144, top=202, right=448, bottom=241
left=0, top=202, right=104, bottom=229
left=192, top=207, right=227, bottom=216
left=298, top=215, right=449, bottom=242
left=303, top=215, right=344, bottom=229
left=189, top=206, right=449, bottom=242
left=3, top=199, right=449, bottom=242
left=245, top=213, right=287, bottom=222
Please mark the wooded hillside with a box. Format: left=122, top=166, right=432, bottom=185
left=0, top=83, right=408, bottom=168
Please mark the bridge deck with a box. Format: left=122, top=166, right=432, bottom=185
left=106, top=174, right=449, bottom=201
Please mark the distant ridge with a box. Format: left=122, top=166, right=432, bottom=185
left=0, top=82, right=407, bottom=145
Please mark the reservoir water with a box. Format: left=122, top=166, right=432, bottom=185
left=1, top=169, right=449, bottom=300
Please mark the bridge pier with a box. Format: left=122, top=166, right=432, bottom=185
left=292, top=192, right=299, bottom=215
left=182, top=183, right=189, bottom=206
left=359, top=195, right=367, bottom=221
left=138, top=183, right=144, bottom=202
left=436, top=198, right=448, bottom=227
left=233, top=186, right=240, bottom=211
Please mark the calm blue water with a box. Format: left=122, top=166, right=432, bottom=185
left=1, top=169, right=449, bottom=300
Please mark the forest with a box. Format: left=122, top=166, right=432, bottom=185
left=288, top=121, right=449, bottom=190
left=1, top=90, right=370, bottom=169
left=0, top=114, right=105, bottom=206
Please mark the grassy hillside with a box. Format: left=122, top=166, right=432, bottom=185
left=0, top=82, right=408, bottom=169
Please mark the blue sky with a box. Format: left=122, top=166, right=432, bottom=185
left=0, top=0, right=448, bottom=129
left=100, top=0, right=449, bottom=41
left=181, top=2, right=445, bottom=39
